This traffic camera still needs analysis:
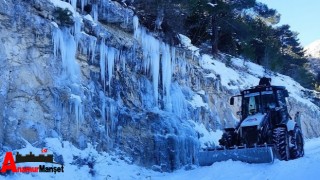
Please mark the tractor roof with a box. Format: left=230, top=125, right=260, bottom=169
left=241, top=85, right=286, bottom=94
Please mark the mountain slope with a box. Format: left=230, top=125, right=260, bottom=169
left=305, top=40, right=320, bottom=59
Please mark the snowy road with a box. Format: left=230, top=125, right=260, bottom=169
left=4, top=138, right=320, bottom=180
left=151, top=138, right=320, bottom=180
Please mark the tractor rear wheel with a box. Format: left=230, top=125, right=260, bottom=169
left=273, top=127, right=290, bottom=160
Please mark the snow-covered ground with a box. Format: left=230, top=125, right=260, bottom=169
left=154, top=137, right=320, bottom=180
left=1, top=137, right=320, bottom=180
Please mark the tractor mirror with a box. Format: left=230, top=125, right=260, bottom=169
left=230, top=97, right=234, bottom=105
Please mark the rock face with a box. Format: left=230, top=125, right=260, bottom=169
left=0, top=0, right=320, bottom=172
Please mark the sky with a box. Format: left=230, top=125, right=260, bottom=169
left=258, top=0, right=320, bottom=47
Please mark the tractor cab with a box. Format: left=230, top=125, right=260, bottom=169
left=230, top=79, right=289, bottom=125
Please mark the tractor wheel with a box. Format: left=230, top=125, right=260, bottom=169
left=290, top=126, right=304, bottom=159
left=273, top=127, right=290, bottom=160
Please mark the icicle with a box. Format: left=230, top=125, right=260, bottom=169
left=107, top=47, right=116, bottom=89
left=171, top=83, right=186, bottom=118
left=181, top=52, right=187, bottom=77
left=70, top=94, right=84, bottom=132
left=53, top=28, right=60, bottom=59
left=171, top=47, right=176, bottom=73
left=100, top=39, right=106, bottom=90
left=69, top=0, right=77, bottom=10
left=133, top=16, right=140, bottom=39
left=149, top=37, right=160, bottom=104
left=161, top=43, right=172, bottom=111
left=73, top=16, right=82, bottom=49
left=89, top=36, right=97, bottom=63
left=109, top=104, right=117, bottom=132
left=99, top=91, right=106, bottom=130
left=120, top=51, right=126, bottom=72
left=133, top=16, right=161, bottom=104
left=53, top=27, right=80, bottom=82
left=92, top=4, right=98, bottom=22
left=80, top=0, right=88, bottom=12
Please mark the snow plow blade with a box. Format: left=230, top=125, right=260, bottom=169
left=198, top=146, right=274, bottom=166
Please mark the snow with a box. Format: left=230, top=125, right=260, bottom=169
left=3, top=137, right=320, bottom=179
left=190, top=121, right=223, bottom=148
left=200, top=54, right=241, bottom=90
left=178, top=34, right=200, bottom=56
left=189, top=94, right=208, bottom=109
left=50, top=0, right=76, bottom=16
left=83, top=14, right=94, bottom=22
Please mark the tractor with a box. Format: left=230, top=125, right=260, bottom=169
left=198, top=78, right=304, bottom=165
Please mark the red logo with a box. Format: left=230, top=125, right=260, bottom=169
left=1, top=150, right=64, bottom=174
left=1, top=152, right=17, bottom=173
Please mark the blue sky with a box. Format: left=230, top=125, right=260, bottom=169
left=258, top=0, right=320, bottom=47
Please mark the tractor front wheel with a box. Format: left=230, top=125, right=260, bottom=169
left=273, top=127, right=290, bottom=160
left=290, top=126, right=304, bottom=159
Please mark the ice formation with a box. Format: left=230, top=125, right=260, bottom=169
left=53, top=27, right=80, bottom=82
left=70, top=94, right=84, bottom=131
left=133, top=16, right=176, bottom=108
left=99, top=40, right=118, bottom=90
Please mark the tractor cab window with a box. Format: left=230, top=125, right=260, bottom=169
left=261, top=91, right=276, bottom=111
left=243, top=92, right=260, bottom=118
left=242, top=91, right=276, bottom=119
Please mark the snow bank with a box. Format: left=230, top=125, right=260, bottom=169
left=189, top=121, right=223, bottom=148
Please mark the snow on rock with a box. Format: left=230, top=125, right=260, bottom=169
left=178, top=34, right=200, bottom=56
left=50, top=0, right=77, bottom=16
left=200, top=54, right=242, bottom=90
left=189, top=94, right=209, bottom=109
left=189, top=120, right=223, bottom=148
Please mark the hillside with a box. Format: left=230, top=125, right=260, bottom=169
left=305, top=40, right=320, bottom=59
left=305, top=40, right=320, bottom=79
